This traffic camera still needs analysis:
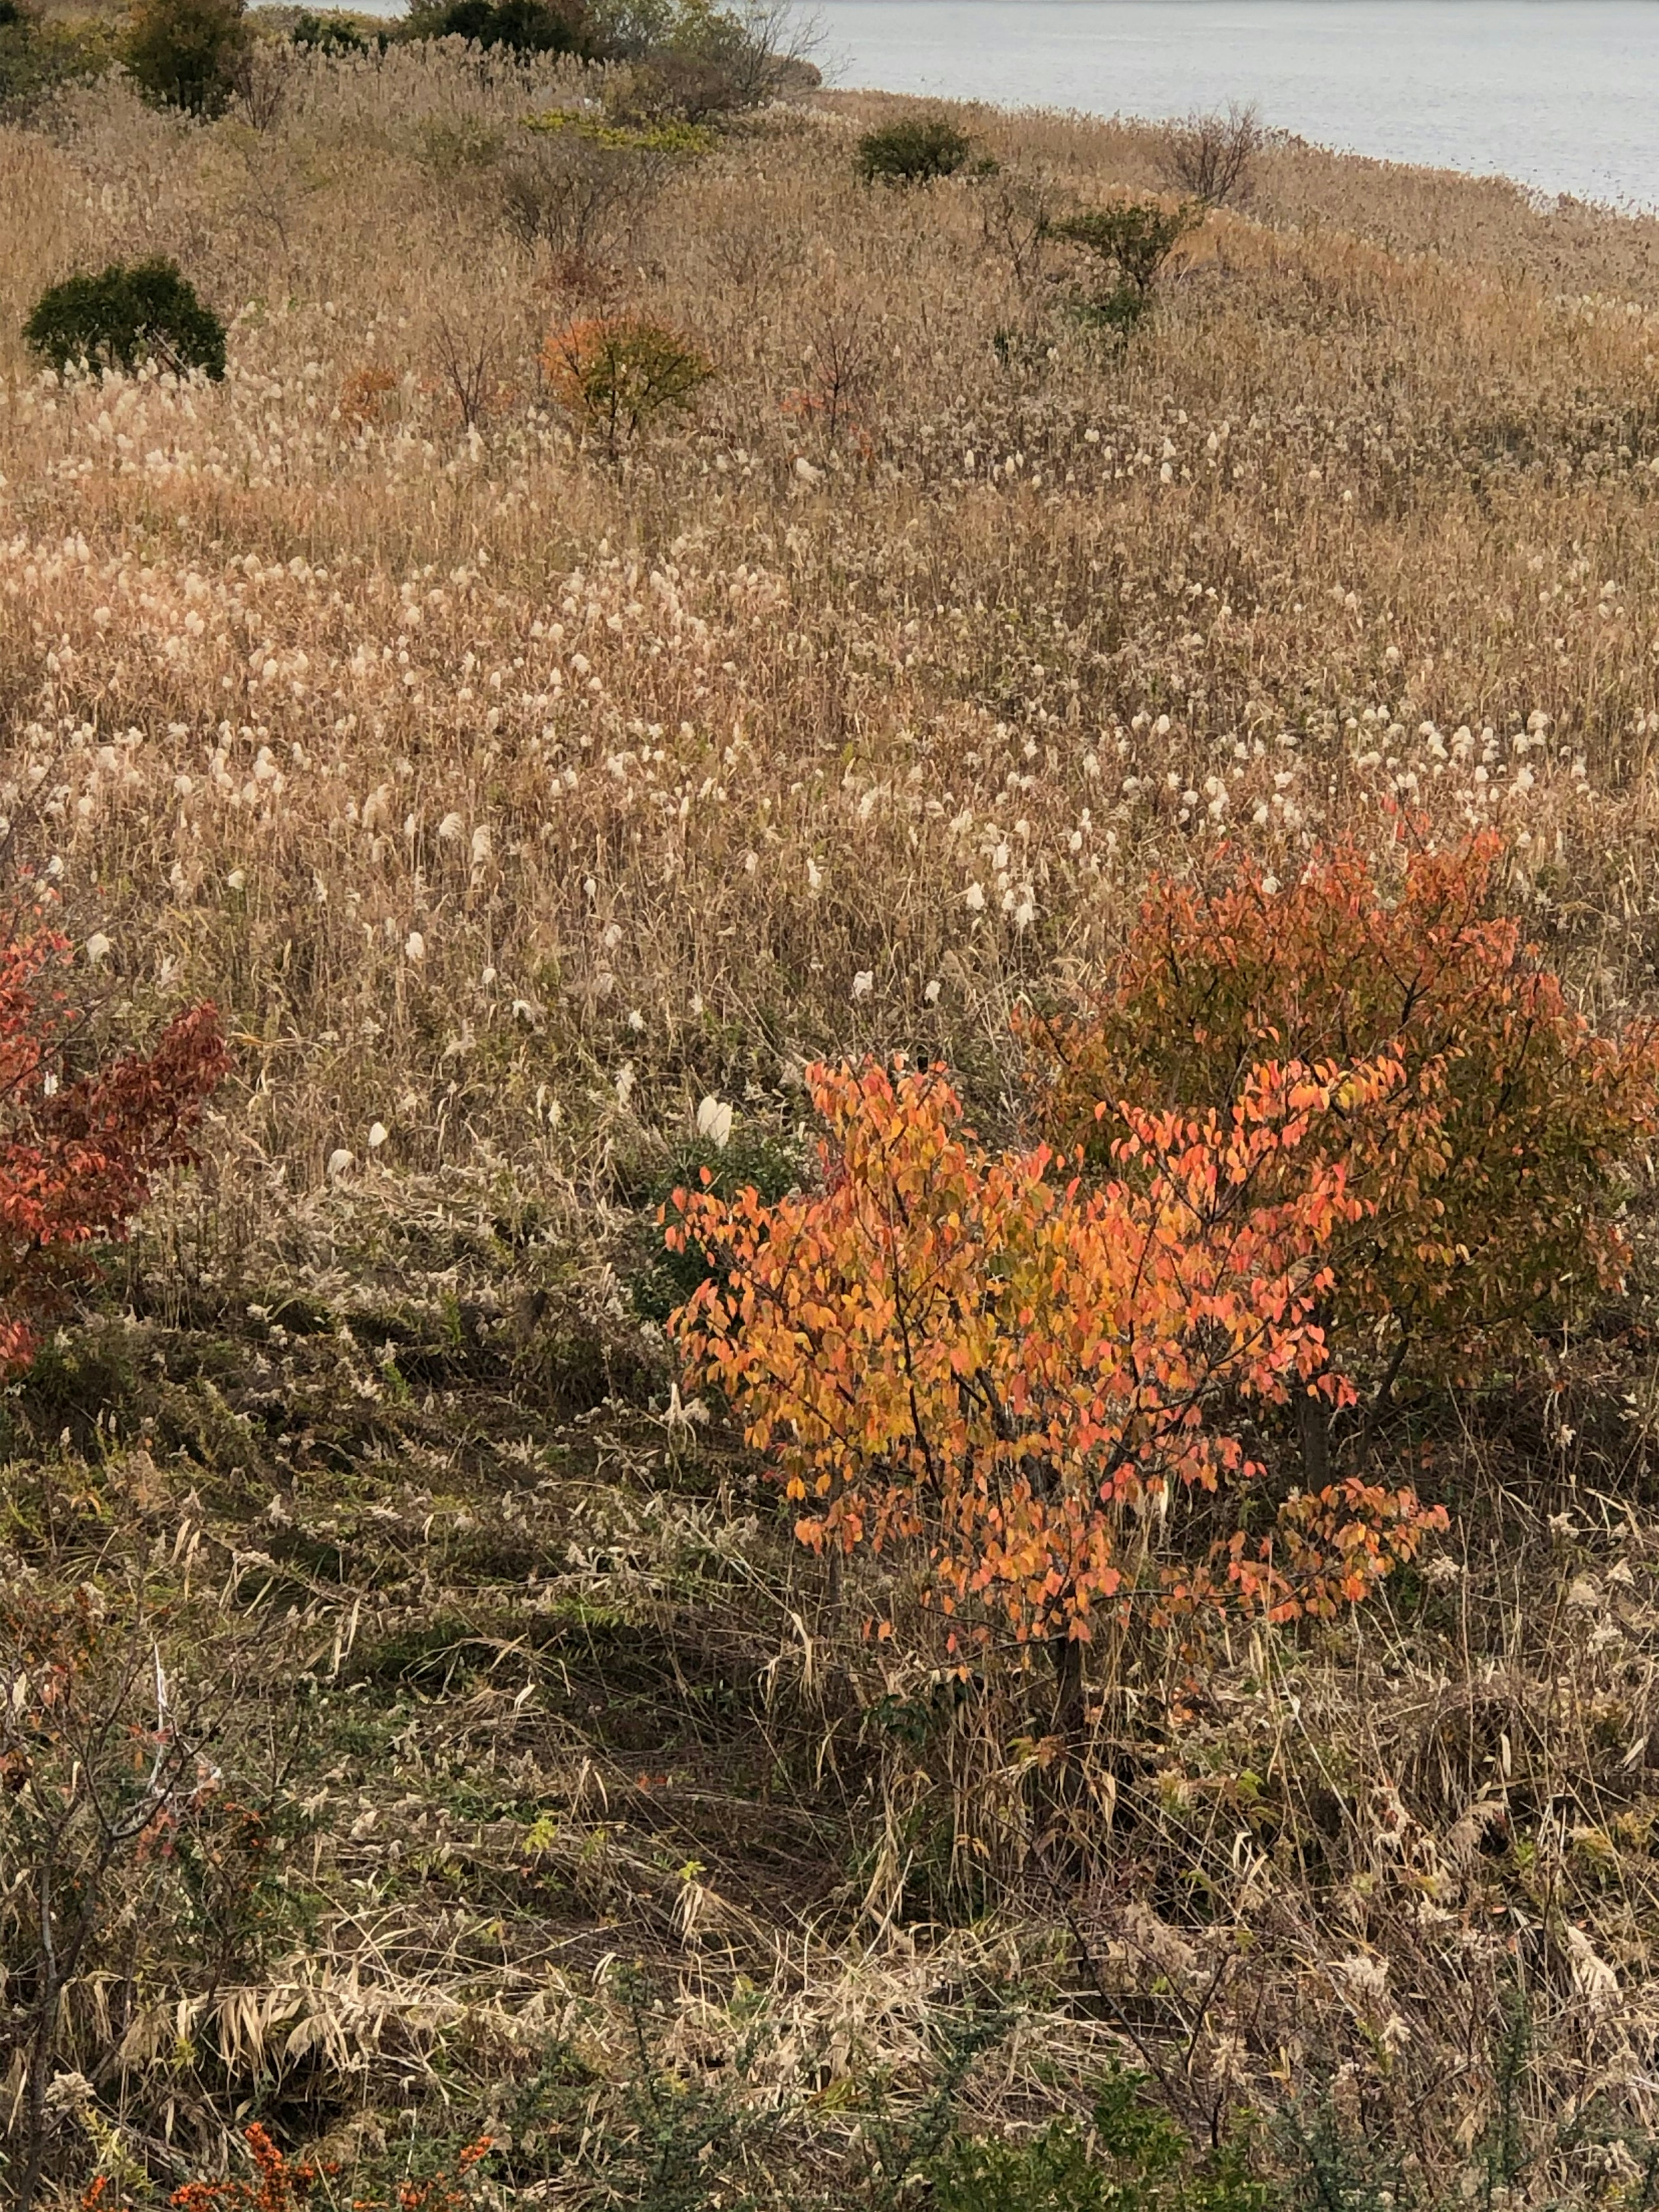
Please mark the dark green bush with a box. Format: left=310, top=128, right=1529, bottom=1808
left=855, top=111, right=974, bottom=185
left=404, top=0, right=591, bottom=55
left=1070, top=285, right=1155, bottom=340
left=123, top=0, right=248, bottom=112
left=23, top=259, right=227, bottom=381
left=291, top=7, right=369, bottom=51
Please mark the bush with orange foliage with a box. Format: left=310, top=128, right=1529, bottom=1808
left=667, top=832, right=1659, bottom=1688
left=0, top=918, right=227, bottom=1378
left=337, top=364, right=398, bottom=430
left=540, top=312, right=712, bottom=451
left=1022, top=829, right=1659, bottom=1436
left=82, top=2126, right=493, bottom=2212
left=667, top=1057, right=1445, bottom=1681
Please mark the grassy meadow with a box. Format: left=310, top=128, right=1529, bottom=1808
left=11, top=31, right=1659, bottom=2207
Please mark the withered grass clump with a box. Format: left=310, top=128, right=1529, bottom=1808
left=11, top=48, right=1659, bottom=2209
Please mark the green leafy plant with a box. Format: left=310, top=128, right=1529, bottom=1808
left=630, top=1107, right=801, bottom=1321
left=415, top=113, right=506, bottom=175
left=291, top=8, right=368, bottom=52
left=122, top=0, right=248, bottom=113
left=590, top=0, right=814, bottom=122
left=1045, top=198, right=1199, bottom=338
left=855, top=112, right=975, bottom=185
left=578, top=1965, right=786, bottom=2211
left=0, top=0, right=113, bottom=117
left=853, top=2000, right=1020, bottom=2204
left=404, top=0, right=591, bottom=55
left=23, top=258, right=227, bottom=380
left=524, top=103, right=714, bottom=153
left=931, top=2068, right=1269, bottom=2212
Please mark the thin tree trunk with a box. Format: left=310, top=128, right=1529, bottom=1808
left=1049, top=1633, right=1085, bottom=1745
left=1298, top=1392, right=1332, bottom=1489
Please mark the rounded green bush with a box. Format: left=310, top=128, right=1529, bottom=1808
left=23, top=259, right=227, bottom=381
left=855, top=113, right=974, bottom=185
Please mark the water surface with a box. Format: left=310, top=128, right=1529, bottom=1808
left=810, top=2, right=1659, bottom=210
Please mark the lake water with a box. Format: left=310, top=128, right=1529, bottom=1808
left=809, top=1, right=1659, bottom=211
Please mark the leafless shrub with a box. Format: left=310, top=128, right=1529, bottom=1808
left=980, top=168, right=1058, bottom=297
left=1159, top=100, right=1262, bottom=207
left=788, top=297, right=879, bottom=456
left=429, top=305, right=515, bottom=430
left=545, top=244, right=623, bottom=303
left=228, top=37, right=301, bottom=131
left=703, top=213, right=793, bottom=322
left=225, top=130, right=297, bottom=258
left=495, top=128, right=667, bottom=259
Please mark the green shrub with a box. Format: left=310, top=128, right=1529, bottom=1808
left=856, top=111, right=974, bottom=185
left=404, top=0, right=591, bottom=56
left=123, top=0, right=248, bottom=112
left=23, top=259, right=227, bottom=381
left=415, top=113, right=506, bottom=175
left=931, top=2069, right=1269, bottom=2212
left=1070, top=285, right=1155, bottom=340
left=612, top=3, right=781, bottom=121
left=629, top=1113, right=801, bottom=1322
left=1045, top=199, right=1199, bottom=338
left=581, top=1966, right=787, bottom=2212
left=588, top=0, right=811, bottom=120
left=291, top=7, right=369, bottom=51
left=542, top=310, right=714, bottom=452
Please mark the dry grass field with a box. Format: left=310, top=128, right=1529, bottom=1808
left=11, top=38, right=1659, bottom=2209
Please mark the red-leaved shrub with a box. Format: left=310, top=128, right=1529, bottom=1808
left=0, top=919, right=227, bottom=1376
left=1023, top=829, right=1659, bottom=1404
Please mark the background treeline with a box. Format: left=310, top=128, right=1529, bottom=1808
left=0, top=0, right=814, bottom=124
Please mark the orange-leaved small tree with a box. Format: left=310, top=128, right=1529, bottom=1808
left=667, top=1059, right=1443, bottom=1696
left=541, top=313, right=712, bottom=452
left=83, top=2122, right=494, bottom=2211
left=1023, top=829, right=1659, bottom=1465
left=0, top=919, right=227, bottom=1377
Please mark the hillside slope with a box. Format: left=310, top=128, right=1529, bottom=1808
left=6, top=55, right=1659, bottom=2207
